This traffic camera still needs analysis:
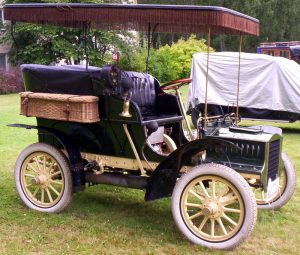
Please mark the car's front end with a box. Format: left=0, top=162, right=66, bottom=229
left=205, top=125, right=282, bottom=199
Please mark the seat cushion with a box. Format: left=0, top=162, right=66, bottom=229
left=122, top=71, right=156, bottom=114
left=121, top=71, right=183, bottom=124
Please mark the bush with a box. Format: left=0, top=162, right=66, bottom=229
left=148, top=35, right=214, bottom=83
left=0, top=68, right=24, bottom=94
left=118, top=48, right=148, bottom=73
left=118, top=35, right=214, bottom=83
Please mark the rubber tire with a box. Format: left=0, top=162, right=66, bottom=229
left=257, top=153, right=297, bottom=210
left=172, top=163, right=257, bottom=250
left=15, top=142, right=73, bottom=213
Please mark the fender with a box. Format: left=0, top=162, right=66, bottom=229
left=145, top=138, right=239, bottom=201
left=8, top=124, right=85, bottom=191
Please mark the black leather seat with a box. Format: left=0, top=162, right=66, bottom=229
left=122, top=71, right=183, bottom=125
left=21, top=64, right=183, bottom=126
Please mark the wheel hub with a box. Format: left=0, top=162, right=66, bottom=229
left=31, top=174, right=49, bottom=187
left=202, top=200, right=222, bottom=218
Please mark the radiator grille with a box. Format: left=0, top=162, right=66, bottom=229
left=268, top=140, right=280, bottom=181
left=210, top=140, right=265, bottom=159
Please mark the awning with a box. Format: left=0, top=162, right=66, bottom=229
left=4, top=3, right=259, bottom=36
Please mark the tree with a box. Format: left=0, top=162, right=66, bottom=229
left=4, top=0, right=136, bottom=66
left=139, top=0, right=300, bottom=52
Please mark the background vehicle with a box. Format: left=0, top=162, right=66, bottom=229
left=4, top=2, right=296, bottom=250
left=189, top=52, right=300, bottom=123
left=258, top=41, right=300, bottom=64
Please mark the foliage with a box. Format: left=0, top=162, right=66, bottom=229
left=4, top=0, right=135, bottom=66
left=119, top=35, right=213, bottom=83
left=4, top=0, right=300, bottom=66
left=139, top=0, right=300, bottom=52
left=0, top=68, right=24, bottom=94
left=118, top=48, right=148, bottom=73
left=148, top=35, right=212, bottom=83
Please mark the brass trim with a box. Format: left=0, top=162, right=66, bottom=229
left=204, top=26, right=211, bottom=131
left=176, top=89, right=194, bottom=140
left=236, top=34, right=243, bottom=125
left=119, top=100, right=132, bottom=118
left=123, top=124, right=146, bottom=175
left=81, top=152, right=191, bottom=174
left=81, top=153, right=159, bottom=172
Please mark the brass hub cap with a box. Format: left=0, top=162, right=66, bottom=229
left=181, top=176, right=244, bottom=242
left=20, top=152, right=65, bottom=208
left=202, top=200, right=221, bottom=218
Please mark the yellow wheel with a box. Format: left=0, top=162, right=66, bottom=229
left=253, top=153, right=296, bottom=210
left=172, top=164, right=257, bottom=250
left=15, top=143, right=73, bottom=213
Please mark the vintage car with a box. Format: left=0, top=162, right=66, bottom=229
left=4, top=3, right=296, bottom=250
left=189, top=52, right=300, bottom=123
left=257, top=41, right=300, bottom=65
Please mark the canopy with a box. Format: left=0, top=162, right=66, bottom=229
left=4, top=3, right=259, bottom=36
left=189, top=52, right=300, bottom=114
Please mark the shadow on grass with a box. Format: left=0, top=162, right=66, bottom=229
left=281, top=127, right=300, bottom=134
left=70, top=185, right=177, bottom=233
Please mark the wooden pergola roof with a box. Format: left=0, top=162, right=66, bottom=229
left=4, top=3, right=259, bottom=36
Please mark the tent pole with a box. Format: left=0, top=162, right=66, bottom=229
left=84, top=22, right=89, bottom=71
left=236, top=33, right=243, bottom=125
left=204, top=27, right=211, bottom=131
left=146, top=23, right=151, bottom=74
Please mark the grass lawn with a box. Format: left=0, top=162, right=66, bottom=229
left=0, top=93, right=299, bottom=255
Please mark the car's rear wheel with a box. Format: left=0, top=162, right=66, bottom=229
left=253, top=153, right=296, bottom=210
left=15, top=143, right=73, bottom=213
left=172, top=163, right=257, bottom=250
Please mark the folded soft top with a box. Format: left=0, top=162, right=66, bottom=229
left=21, top=64, right=102, bottom=95
left=189, top=52, right=300, bottom=114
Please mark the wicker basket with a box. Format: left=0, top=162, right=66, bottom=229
left=20, top=92, right=100, bottom=123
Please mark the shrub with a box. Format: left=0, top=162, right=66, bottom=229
left=118, top=48, right=148, bottom=73
left=0, top=68, right=24, bottom=94
left=148, top=35, right=214, bottom=83
left=118, top=35, right=214, bottom=83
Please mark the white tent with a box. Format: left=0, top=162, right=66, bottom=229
left=189, top=52, right=300, bottom=113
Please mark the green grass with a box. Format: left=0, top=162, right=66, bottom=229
left=0, top=93, right=300, bottom=255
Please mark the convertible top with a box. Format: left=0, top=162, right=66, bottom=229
left=4, top=3, right=259, bottom=36
left=21, top=64, right=102, bottom=95
left=189, top=52, right=300, bottom=114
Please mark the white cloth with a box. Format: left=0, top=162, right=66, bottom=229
left=189, top=52, right=300, bottom=113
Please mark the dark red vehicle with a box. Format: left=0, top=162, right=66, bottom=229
left=257, top=41, right=300, bottom=64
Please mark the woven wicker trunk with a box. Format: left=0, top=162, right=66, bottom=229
left=20, top=92, right=100, bottom=123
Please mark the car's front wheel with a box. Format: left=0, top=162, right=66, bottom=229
left=172, top=163, right=257, bottom=250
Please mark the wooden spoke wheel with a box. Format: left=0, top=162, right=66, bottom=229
left=172, top=164, right=257, bottom=250
left=253, top=153, right=296, bottom=210
left=15, top=143, right=73, bottom=213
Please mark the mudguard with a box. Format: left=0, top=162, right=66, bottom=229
left=8, top=124, right=85, bottom=190
left=145, top=138, right=238, bottom=201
